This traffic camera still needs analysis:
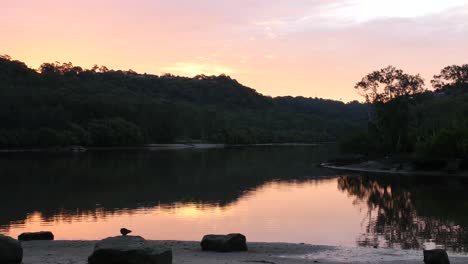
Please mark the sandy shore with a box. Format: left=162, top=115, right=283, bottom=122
left=321, top=163, right=468, bottom=177
left=21, top=240, right=468, bottom=264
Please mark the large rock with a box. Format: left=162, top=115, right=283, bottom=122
left=18, top=231, right=54, bottom=241
left=88, top=236, right=172, bottom=264
left=0, top=235, right=23, bottom=264
left=424, top=249, right=450, bottom=264
left=201, top=233, right=247, bottom=252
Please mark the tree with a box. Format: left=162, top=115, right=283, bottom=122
left=88, top=118, right=144, bottom=146
left=431, top=64, right=468, bottom=90
left=355, top=66, right=425, bottom=104
left=355, top=66, right=426, bottom=153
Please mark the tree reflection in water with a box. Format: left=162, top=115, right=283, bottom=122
left=0, top=146, right=336, bottom=233
left=338, top=174, right=468, bottom=252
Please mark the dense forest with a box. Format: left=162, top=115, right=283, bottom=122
left=0, top=55, right=367, bottom=148
left=340, top=64, right=468, bottom=160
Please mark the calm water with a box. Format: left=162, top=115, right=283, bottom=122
left=1, top=146, right=468, bottom=252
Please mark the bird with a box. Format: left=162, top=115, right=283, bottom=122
left=120, top=228, right=132, bottom=236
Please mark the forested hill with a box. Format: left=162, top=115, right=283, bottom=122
left=0, top=55, right=367, bottom=148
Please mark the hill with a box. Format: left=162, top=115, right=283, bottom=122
left=0, top=55, right=367, bottom=148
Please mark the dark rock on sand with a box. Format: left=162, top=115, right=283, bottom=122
left=0, top=234, right=23, bottom=264
left=18, top=231, right=54, bottom=241
left=424, top=249, right=450, bottom=264
left=88, top=235, right=172, bottom=264
left=201, top=233, right=247, bottom=252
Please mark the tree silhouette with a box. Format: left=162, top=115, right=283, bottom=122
left=431, top=64, right=468, bottom=90
left=353, top=66, right=426, bottom=153
left=355, top=66, right=425, bottom=104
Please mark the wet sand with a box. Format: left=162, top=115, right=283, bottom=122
left=21, top=240, right=468, bottom=264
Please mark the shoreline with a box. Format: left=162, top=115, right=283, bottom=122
left=19, top=240, right=468, bottom=264
left=0, top=143, right=331, bottom=153
left=321, top=163, right=468, bottom=177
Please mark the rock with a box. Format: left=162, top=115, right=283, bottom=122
left=201, top=233, right=247, bottom=252
left=18, top=231, right=54, bottom=241
left=424, top=249, right=450, bottom=264
left=88, top=235, right=172, bottom=264
left=0, top=234, right=23, bottom=264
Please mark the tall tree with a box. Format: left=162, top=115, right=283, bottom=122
left=355, top=66, right=425, bottom=152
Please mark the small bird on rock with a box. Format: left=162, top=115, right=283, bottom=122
left=120, top=228, right=132, bottom=236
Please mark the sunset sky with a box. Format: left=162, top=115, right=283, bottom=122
left=3, top=0, right=468, bottom=101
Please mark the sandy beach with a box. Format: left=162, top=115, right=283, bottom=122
left=20, top=240, right=468, bottom=264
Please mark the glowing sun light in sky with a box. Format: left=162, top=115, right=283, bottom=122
left=161, top=62, right=236, bottom=77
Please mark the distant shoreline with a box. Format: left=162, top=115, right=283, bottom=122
left=0, top=142, right=334, bottom=153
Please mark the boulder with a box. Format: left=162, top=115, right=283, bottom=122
left=0, top=234, right=23, bottom=264
left=18, top=231, right=54, bottom=241
left=201, top=233, right=247, bottom=252
left=424, top=249, right=450, bottom=264
left=88, top=236, right=172, bottom=264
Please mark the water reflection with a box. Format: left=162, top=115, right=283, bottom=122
left=338, top=174, right=468, bottom=252
left=0, top=146, right=336, bottom=237
left=2, top=146, right=468, bottom=252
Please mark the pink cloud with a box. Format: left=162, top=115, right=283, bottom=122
left=1, top=0, right=467, bottom=101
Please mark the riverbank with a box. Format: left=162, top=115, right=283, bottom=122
left=0, top=144, right=225, bottom=153
left=20, top=240, right=468, bottom=264
left=321, top=163, right=468, bottom=177
left=0, top=143, right=329, bottom=153
left=321, top=157, right=468, bottom=177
